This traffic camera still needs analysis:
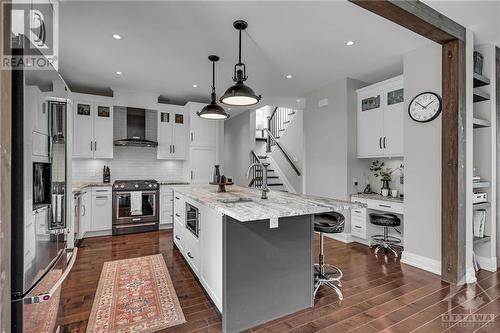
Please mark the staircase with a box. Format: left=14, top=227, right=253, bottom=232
left=249, top=151, right=287, bottom=192
left=249, top=107, right=301, bottom=192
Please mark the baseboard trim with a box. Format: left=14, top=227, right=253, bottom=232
left=324, top=232, right=353, bottom=243
left=400, top=251, right=441, bottom=276
left=476, top=255, right=498, bottom=272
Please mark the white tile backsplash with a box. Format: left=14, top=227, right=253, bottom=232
left=72, top=146, right=185, bottom=182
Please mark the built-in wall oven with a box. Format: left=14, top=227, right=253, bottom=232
left=185, top=203, right=200, bottom=238
left=112, top=180, right=159, bottom=235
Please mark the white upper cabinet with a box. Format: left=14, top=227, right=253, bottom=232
left=357, top=76, right=404, bottom=158
left=157, top=104, right=187, bottom=160
left=72, top=94, right=114, bottom=159
left=188, top=102, right=217, bottom=147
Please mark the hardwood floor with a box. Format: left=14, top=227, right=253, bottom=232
left=60, top=230, right=499, bottom=332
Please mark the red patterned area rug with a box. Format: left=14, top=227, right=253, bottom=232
left=86, top=254, right=186, bottom=333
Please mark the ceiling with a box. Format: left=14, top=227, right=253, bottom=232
left=59, top=1, right=435, bottom=110
left=424, top=0, right=499, bottom=46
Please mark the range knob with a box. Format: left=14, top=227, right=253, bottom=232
left=153, top=184, right=157, bottom=188
left=120, top=184, right=125, bottom=188
left=148, top=184, right=152, bottom=188
left=114, top=185, right=118, bottom=188
left=134, top=184, right=139, bottom=188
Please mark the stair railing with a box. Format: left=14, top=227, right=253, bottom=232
left=266, top=107, right=295, bottom=151
left=248, top=150, right=263, bottom=188
left=264, top=128, right=301, bottom=176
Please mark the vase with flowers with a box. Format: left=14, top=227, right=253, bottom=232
left=370, top=160, right=400, bottom=195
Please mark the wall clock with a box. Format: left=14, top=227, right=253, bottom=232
left=408, top=92, right=442, bottom=123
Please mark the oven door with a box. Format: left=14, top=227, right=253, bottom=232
left=113, top=191, right=158, bottom=224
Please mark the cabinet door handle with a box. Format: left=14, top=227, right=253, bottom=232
left=175, top=196, right=180, bottom=200
left=187, top=252, right=194, bottom=259
left=175, top=213, right=180, bottom=217
left=172, top=145, right=175, bottom=153
left=383, top=137, right=386, bottom=149
left=191, top=132, right=194, bottom=142
left=132, top=218, right=141, bottom=222
left=378, top=204, right=391, bottom=208
left=81, top=205, right=86, bottom=216
left=90, top=141, right=93, bottom=151
left=94, top=141, right=97, bottom=151
left=175, top=235, right=180, bottom=240
left=191, top=171, right=194, bottom=179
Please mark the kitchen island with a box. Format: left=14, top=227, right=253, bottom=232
left=172, top=185, right=365, bottom=332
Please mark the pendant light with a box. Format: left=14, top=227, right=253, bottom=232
left=198, top=55, right=230, bottom=120
left=220, top=20, right=261, bottom=106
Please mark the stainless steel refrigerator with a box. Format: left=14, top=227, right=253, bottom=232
left=11, top=43, right=77, bottom=333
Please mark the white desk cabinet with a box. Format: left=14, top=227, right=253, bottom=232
left=357, top=76, right=404, bottom=158
left=72, top=94, right=114, bottom=159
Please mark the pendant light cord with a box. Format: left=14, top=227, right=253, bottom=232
left=238, top=29, right=242, bottom=65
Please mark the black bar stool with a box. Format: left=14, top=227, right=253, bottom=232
left=313, top=212, right=345, bottom=300
left=369, top=213, right=401, bottom=257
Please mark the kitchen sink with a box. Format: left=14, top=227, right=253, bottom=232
left=217, top=197, right=254, bottom=204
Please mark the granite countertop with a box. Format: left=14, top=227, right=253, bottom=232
left=173, top=185, right=367, bottom=222
left=351, top=193, right=404, bottom=204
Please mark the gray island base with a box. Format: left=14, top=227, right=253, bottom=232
left=172, top=185, right=365, bottom=332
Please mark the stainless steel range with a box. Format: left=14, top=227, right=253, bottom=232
left=112, top=179, right=159, bottom=235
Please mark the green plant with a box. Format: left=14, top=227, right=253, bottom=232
left=369, top=160, right=400, bottom=182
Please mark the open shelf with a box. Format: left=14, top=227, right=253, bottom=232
left=473, top=181, right=491, bottom=189
left=473, top=89, right=490, bottom=103
left=473, top=72, right=490, bottom=88
left=473, top=117, right=491, bottom=128
left=473, top=235, right=491, bottom=246
left=473, top=202, right=491, bottom=210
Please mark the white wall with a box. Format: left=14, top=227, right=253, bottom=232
left=304, top=78, right=367, bottom=236
left=223, top=111, right=255, bottom=186
left=401, top=43, right=442, bottom=269
left=270, top=109, right=303, bottom=193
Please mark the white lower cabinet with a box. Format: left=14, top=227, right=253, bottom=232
left=79, top=190, right=92, bottom=237
left=351, top=209, right=367, bottom=239
left=173, top=192, right=223, bottom=312
left=91, top=187, right=112, bottom=232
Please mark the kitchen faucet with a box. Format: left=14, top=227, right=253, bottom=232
left=246, top=162, right=270, bottom=199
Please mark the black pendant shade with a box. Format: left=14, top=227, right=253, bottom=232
left=220, top=20, right=261, bottom=106
left=198, top=55, right=229, bottom=120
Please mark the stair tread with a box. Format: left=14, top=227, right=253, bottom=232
left=268, top=183, right=284, bottom=186
left=283, top=121, right=290, bottom=124
left=255, top=176, right=279, bottom=179
left=255, top=137, right=267, bottom=142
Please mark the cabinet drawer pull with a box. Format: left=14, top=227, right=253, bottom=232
left=354, top=225, right=362, bottom=229
left=175, top=213, right=180, bottom=217
left=95, top=196, right=108, bottom=199
left=354, top=210, right=363, bottom=214
left=378, top=204, right=391, bottom=208
left=175, top=196, right=180, bottom=200
left=175, top=235, right=180, bottom=240
left=95, top=189, right=109, bottom=192
left=187, top=252, right=194, bottom=259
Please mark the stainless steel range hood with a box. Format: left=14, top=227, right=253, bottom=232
left=114, top=107, right=158, bottom=147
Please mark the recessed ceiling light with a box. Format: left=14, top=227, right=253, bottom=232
left=192, top=84, right=198, bottom=88
left=228, top=108, right=231, bottom=110
left=346, top=40, right=355, bottom=46
left=113, top=34, right=122, bottom=40
left=116, top=71, right=123, bottom=75
left=296, top=99, right=301, bottom=102
left=286, top=74, right=293, bottom=79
